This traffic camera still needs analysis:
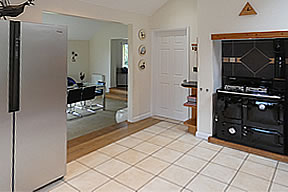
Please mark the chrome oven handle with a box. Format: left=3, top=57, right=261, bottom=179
left=217, top=90, right=282, bottom=100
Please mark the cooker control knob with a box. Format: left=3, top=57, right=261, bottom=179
left=228, top=127, right=236, bottom=135
left=259, top=104, right=266, bottom=111
left=243, top=133, right=247, bottom=137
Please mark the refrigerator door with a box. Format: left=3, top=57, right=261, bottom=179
left=0, top=20, right=12, bottom=192
left=15, top=22, right=67, bottom=191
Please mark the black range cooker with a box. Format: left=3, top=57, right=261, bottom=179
left=213, top=38, right=288, bottom=155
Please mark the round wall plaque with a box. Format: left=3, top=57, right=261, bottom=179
left=138, top=59, right=146, bottom=71
left=138, top=29, right=146, bottom=40
left=138, top=45, right=147, bottom=56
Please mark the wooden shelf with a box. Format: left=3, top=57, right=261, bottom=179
left=211, top=31, right=288, bottom=40
left=184, top=118, right=197, bottom=135
left=208, top=137, right=288, bottom=163
left=184, top=102, right=197, bottom=108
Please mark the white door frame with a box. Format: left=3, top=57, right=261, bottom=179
left=151, top=27, right=190, bottom=120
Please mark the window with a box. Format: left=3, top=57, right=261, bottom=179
left=122, top=43, right=128, bottom=68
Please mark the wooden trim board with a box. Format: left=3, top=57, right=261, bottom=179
left=208, top=137, right=288, bottom=163
left=67, top=118, right=161, bottom=163
left=211, top=31, right=288, bottom=40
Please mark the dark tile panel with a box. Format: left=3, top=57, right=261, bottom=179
left=234, top=63, right=254, bottom=77
left=255, top=39, right=274, bottom=58
left=233, top=40, right=254, bottom=57
left=256, top=64, right=274, bottom=79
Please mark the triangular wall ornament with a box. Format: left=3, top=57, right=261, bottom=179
left=239, top=2, right=257, bottom=16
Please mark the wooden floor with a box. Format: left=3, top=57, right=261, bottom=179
left=209, top=137, right=288, bottom=163
left=67, top=118, right=161, bottom=163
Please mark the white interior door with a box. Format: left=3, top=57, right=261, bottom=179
left=153, top=29, right=189, bottom=121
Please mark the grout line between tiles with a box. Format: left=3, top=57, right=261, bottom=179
left=267, top=161, right=279, bottom=192
left=181, top=147, right=224, bottom=191
left=224, top=153, right=250, bottom=192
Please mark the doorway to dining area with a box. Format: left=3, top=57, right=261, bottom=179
left=43, top=12, right=129, bottom=141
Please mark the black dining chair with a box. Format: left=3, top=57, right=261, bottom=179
left=67, top=88, right=82, bottom=117
left=82, top=86, right=97, bottom=113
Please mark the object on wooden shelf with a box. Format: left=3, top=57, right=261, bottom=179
left=184, top=102, right=197, bottom=108
left=208, top=137, right=288, bottom=163
left=239, top=2, right=257, bottom=16
left=211, top=31, right=288, bottom=40
left=182, top=80, right=197, bottom=135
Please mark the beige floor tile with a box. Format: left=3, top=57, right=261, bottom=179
left=231, top=172, right=270, bottom=192
left=144, top=125, right=167, bottom=134
left=177, top=134, right=202, bottom=145
left=278, top=162, right=288, bottom=172
left=225, top=186, right=247, bottom=192
left=68, top=170, right=109, bottom=192
left=155, top=121, right=177, bottom=128
left=166, top=140, right=195, bottom=153
left=175, top=154, right=208, bottom=172
left=186, top=174, right=227, bottom=192
left=247, top=154, right=278, bottom=168
left=130, top=131, right=156, bottom=141
left=133, top=142, right=162, bottom=155
left=135, top=156, right=170, bottom=175
left=201, top=163, right=237, bottom=184
left=115, top=149, right=148, bottom=165
left=198, top=141, right=223, bottom=151
left=115, top=167, right=154, bottom=190
left=212, top=152, right=244, bottom=170
left=270, top=183, right=288, bottom=192
left=152, top=148, right=183, bottom=163
left=65, top=161, right=89, bottom=181
left=50, top=183, right=78, bottom=192
left=160, top=129, right=185, bottom=139
left=274, top=169, right=288, bottom=187
left=170, top=124, right=188, bottom=132
left=139, top=177, right=181, bottom=192
left=147, top=135, right=174, bottom=147
left=221, top=147, right=248, bottom=159
left=240, top=160, right=275, bottom=181
left=98, top=143, right=129, bottom=157
left=159, top=164, right=197, bottom=186
left=95, top=159, right=131, bottom=177
left=94, top=180, right=134, bottom=192
left=182, top=189, right=192, bottom=192
left=187, top=146, right=218, bottom=161
left=77, top=151, right=111, bottom=168
left=116, top=136, right=143, bottom=148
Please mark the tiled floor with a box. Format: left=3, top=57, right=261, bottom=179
left=41, top=119, right=288, bottom=192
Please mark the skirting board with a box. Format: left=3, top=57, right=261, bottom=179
left=196, top=131, right=212, bottom=140
left=209, top=137, right=288, bottom=163
left=129, top=112, right=152, bottom=123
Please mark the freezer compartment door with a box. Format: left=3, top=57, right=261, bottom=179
left=0, top=20, right=12, bottom=192
left=15, top=22, right=67, bottom=191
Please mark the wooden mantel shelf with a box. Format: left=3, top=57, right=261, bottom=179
left=211, top=31, right=288, bottom=40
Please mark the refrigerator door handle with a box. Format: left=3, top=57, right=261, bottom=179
left=9, top=21, right=21, bottom=113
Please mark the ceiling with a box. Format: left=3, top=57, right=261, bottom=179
left=78, top=0, right=169, bottom=16
left=43, top=12, right=128, bottom=40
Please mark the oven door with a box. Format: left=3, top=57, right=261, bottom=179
left=243, top=97, right=284, bottom=131
left=217, top=93, right=242, bottom=124
left=242, top=126, right=285, bottom=154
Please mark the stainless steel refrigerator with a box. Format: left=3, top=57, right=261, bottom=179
left=0, top=20, right=67, bottom=192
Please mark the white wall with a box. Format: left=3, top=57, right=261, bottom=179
left=15, top=0, right=152, bottom=122
left=150, top=0, right=198, bottom=80
left=197, top=0, right=288, bottom=138
left=89, top=24, right=128, bottom=88
left=67, top=40, right=90, bottom=81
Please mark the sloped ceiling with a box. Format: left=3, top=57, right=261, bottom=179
left=43, top=12, right=128, bottom=40
left=78, top=0, right=169, bottom=16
